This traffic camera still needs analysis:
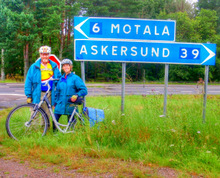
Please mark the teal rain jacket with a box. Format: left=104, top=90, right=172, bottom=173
left=24, top=59, right=61, bottom=105
left=54, top=72, right=87, bottom=115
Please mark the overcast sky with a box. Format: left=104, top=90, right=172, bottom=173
left=187, top=0, right=198, bottom=3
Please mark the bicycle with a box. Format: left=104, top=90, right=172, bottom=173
left=6, top=78, right=87, bottom=140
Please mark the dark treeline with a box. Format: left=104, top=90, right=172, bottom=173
left=0, top=0, right=219, bottom=82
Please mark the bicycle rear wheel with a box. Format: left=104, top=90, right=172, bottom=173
left=6, top=104, right=49, bottom=140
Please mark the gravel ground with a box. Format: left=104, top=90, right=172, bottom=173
left=0, top=156, right=179, bottom=178
left=0, top=157, right=116, bottom=178
left=0, top=158, right=64, bottom=177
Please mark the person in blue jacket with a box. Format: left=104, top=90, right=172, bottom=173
left=53, top=59, right=87, bottom=131
left=25, top=46, right=61, bottom=117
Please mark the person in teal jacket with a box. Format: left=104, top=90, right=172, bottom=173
left=25, top=46, right=61, bottom=116
left=53, top=59, right=87, bottom=131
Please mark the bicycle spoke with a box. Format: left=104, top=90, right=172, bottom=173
left=6, top=104, right=48, bottom=140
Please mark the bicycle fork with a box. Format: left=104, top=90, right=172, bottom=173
left=25, top=104, right=42, bottom=127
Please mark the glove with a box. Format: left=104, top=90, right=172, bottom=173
left=27, top=98, right=32, bottom=103
left=70, top=95, right=78, bottom=102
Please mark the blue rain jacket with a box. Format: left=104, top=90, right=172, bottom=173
left=24, top=59, right=61, bottom=105
left=54, top=72, right=87, bottom=115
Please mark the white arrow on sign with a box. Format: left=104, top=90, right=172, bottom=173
left=75, top=18, right=89, bottom=39
left=201, top=44, right=216, bottom=64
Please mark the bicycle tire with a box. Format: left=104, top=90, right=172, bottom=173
left=6, top=104, right=49, bottom=140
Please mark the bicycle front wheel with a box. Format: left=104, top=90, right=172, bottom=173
left=6, top=104, right=49, bottom=140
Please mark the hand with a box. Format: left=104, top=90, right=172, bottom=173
left=53, top=103, right=57, bottom=110
left=70, top=95, right=78, bottom=102
left=27, top=98, right=32, bottom=103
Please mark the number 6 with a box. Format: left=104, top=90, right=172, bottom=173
left=92, top=23, right=100, bottom=33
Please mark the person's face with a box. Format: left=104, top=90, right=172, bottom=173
left=62, top=64, right=71, bottom=74
left=40, top=53, right=50, bottom=64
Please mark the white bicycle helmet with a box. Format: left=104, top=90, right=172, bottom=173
left=61, top=59, right=73, bottom=65
left=39, top=46, right=51, bottom=54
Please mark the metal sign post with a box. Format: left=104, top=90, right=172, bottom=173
left=202, top=65, right=209, bottom=123
left=121, top=63, right=126, bottom=113
left=81, top=61, right=86, bottom=107
left=163, top=64, right=169, bottom=116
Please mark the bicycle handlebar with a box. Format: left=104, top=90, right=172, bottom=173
left=43, top=78, right=59, bottom=93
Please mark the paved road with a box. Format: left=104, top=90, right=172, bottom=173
left=1, top=83, right=220, bottom=109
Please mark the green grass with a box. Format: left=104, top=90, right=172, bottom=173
left=0, top=79, right=23, bottom=83
left=0, top=95, right=220, bottom=177
left=1, top=79, right=220, bottom=85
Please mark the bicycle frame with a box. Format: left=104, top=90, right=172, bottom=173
left=27, top=78, right=84, bottom=133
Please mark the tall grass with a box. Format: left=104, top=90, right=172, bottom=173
left=0, top=95, right=219, bottom=176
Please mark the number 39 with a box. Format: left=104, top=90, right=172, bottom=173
left=180, top=48, right=199, bottom=59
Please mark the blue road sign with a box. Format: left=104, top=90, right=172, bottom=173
left=74, top=40, right=216, bottom=65
left=74, top=17, right=176, bottom=41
